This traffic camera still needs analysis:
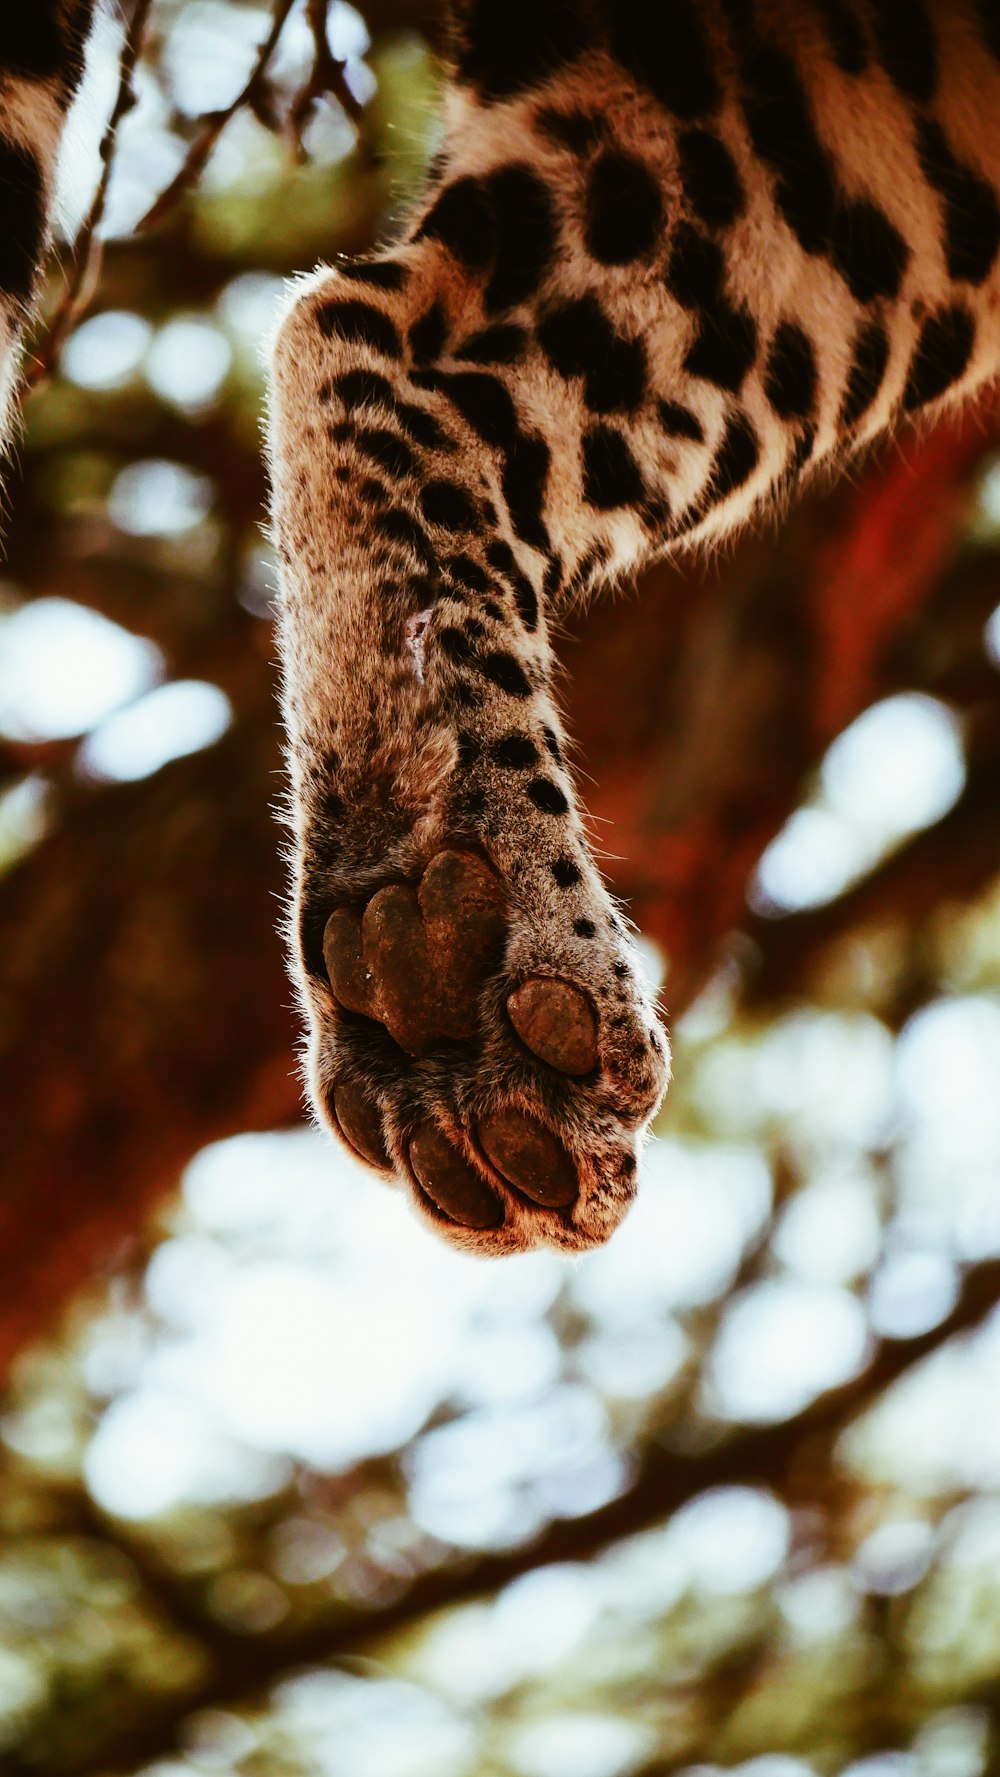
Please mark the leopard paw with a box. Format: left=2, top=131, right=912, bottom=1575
left=306, top=846, right=668, bottom=1255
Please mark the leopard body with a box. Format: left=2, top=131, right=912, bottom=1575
left=4, top=1, right=1000, bottom=1253
left=268, top=0, right=1000, bottom=1253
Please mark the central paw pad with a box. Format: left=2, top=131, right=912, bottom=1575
left=311, top=845, right=669, bottom=1254
left=323, top=850, right=506, bottom=1054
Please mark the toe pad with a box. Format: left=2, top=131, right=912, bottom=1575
left=409, top=1124, right=505, bottom=1229
left=479, top=1107, right=578, bottom=1208
left=507, top=976, right=598, bottom=1075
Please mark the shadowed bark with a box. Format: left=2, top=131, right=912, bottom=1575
left=565, top=402, right=999, bottom=1006
left=0, top=720, right=299, bottom=1377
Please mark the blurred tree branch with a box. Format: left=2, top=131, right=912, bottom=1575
left=28, top=0, right=398, bottom=388
left=43, top=1250, right=1000, bottom=1777
left=25, top=0, right=154, bottom=390
left=136, top=0, right=300, bottom=235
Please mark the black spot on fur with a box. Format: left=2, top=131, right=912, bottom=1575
left=409, top=300, right=448, bottom=364
left=429, top=369, right=520, bottom=449
left=487, top=540, right=539, bottom=630
left=902, top=306, right=976, bottom=411
left=439, top=626, right=475, bottom=666
left=708, top=414, right=760, bottom=501
left=355, top=428, right=416, bottom=478
left=840, top=319, right=890, bottom=427
left=684, top=308, right=757, bottom=393
left=334, top=368, right=395, bottom=411
left=527, top=776, right=569, bottom=814
left=667, top=227, right=758, bottom=391
left=483, top=165, right=557, bottom=311
left=812, top=0, right=868, bottom=72
left=316, top=300, right=402, bottom=359
left=375, top=508, right=436, bottom=566
left=657, top=399, right=704, bottom=441
left=395, top=401, right=451, bottom=450
left=829, top=198, right=909, bottom=303
left=584, top=150, right=663, bottom=265
left=536, top=107, right=603, bottom=153
left=678, top=129, right=744, bottom=228
left=339, top=258, right=409, bottom=290
left=609, top=0, right=720, bottom=118
left=765, top=322, right=818, bottom=419
left=538, top=294, right=647, bottom=412
left=512, top=572, right=540, bottom=629
left=0, top=138, right=45, bottom=299
left=552, top=855, right=581, bottom=887
left=420, top=481, right=478, bottom=531
left=486, top=538, right=517, bottom=575
left=543, top=725, right=562, bottom=761
left=917, top=117, right=1000, bottom=286
left=543, top=558, right=562, bottom=601
left=870, top=0, right=938, bottom=102
left=739, top=46, right=834, bottom=256
left=447, top=554, right=490, bottom=592
left=457, top=730, right=482, bottom=767
left=502, top=433, right=552, bottom=551
left=358, top=477, right=388, bottom=506
left=574, top=917, right=597, bottom=938
left=452, top=680, right=485, bottom=710
left=582, top=426, right=647, bottom=508
left=666, top=223, right=724, bottom=309
left=417, top=176, right=494, bottom=266
left=494, top=734, right=539, bottom=768
left=736, top=31, right=912, bottom=302
left=0, top=2, right=93, bottom=84
left=451, top=0, right=592, bottom=98
left=613, top=959, right=630, bottom=977
left=478, top=650, right=533, bottom=696
left=457, top=322, right=528, bottom=363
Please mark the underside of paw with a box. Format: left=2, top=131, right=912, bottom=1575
left=307, top=846, right=669, bottom=1256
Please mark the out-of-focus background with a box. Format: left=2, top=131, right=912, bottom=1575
left=3, top=3, right=1000, bottom=1772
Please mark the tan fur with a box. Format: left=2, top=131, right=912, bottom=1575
left=264, top=1, right=1000, bottom=1252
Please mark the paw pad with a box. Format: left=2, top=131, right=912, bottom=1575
left=323, top=850, right=506, bottom=1055
left=330, top=1080, right=392, bottom=1172
left=507, top=976, right=598, bottom=1074
left=310, top=839, right=665, bottom=1253
left=478, top=1107, right=578, bottom=1206
left=409, top=1124, right=504, bottom=1229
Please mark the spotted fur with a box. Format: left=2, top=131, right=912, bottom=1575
left=4, top=3, right=999, bottom=1255
left=264, top=0, right=1000, bottom=1254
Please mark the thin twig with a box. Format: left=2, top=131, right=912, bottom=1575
left=25, top=0, right=155, bottom=390
left=288, top=0, right=366, bottom=159
left=136, top=0, right=298, bottom=232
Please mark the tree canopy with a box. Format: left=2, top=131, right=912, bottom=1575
left=2, top=3, right=1000, bottom=1772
